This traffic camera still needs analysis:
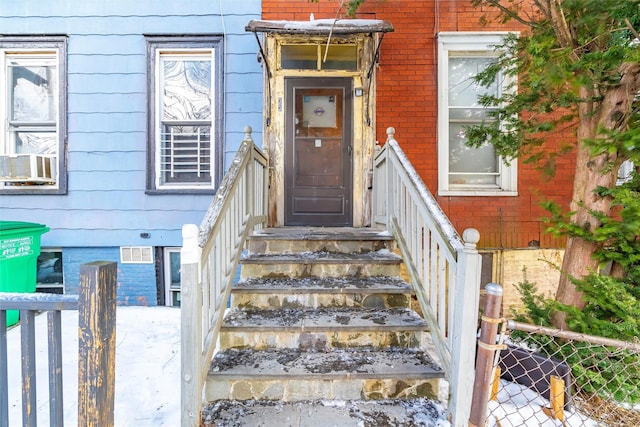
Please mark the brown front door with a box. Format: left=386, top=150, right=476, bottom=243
left=284, top=78, right=353, bottom=226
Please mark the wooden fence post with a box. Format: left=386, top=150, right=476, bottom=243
left=77, top=261, right=117, bottom=427
left=470, top=283, right=504, bottom=427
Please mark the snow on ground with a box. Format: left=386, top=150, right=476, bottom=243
left=6, top=307, right=602, bottom=427
left=6, top=307, right=181, bottom=426
left=487, top=379, right=597, bottom=427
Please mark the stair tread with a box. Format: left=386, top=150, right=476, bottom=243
left=222, top=307, right=427, bottom=331
left=209, top=347, right=443, bottom=379
left=202, top=398, right=448, bottom=427
left=249, top=227, right=394, bottom=241
left=233, top=276, right=412, bottom=293
left=241, top=251, right=402, bottom=264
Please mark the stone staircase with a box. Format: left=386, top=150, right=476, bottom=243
left=201, top=227, right=448, bottom=426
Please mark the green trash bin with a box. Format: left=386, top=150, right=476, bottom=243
left=0, top=221, right=50, bottom=327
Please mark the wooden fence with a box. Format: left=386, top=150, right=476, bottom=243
left=0, top=261, right=117, bottom=427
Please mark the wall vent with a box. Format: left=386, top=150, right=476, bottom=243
left=120, top=246, right=153, bottom=264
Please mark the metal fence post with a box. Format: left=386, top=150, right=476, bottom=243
left=470, top=283, right=504, bottom=427
left=77, top=261, right=117, bottom=427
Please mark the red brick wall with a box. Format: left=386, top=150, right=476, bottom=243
left=261, top=0, right=573, bottom=249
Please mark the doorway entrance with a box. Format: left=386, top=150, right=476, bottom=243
left=284, top=78, right=353, bottom=226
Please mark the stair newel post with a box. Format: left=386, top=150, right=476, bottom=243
left=243, top=126, right=254, bottom=226
left=181, top=224, right=202, bottom=427
left=385, top=127, right=396, bottom=227
left=449, top=228, right=482, bottom=426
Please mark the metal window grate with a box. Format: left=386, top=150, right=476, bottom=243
left=160, top=125, right=211, bottom=184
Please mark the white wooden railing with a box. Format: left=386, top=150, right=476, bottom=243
left=373, top=127, right=481, bottom=427
left=180, top=126, right=268, bottom=427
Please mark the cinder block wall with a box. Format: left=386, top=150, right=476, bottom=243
left=63, top=247, right=158, bottom=306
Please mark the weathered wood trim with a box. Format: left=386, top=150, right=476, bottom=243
left=77, top=261, right=117, bottom=427
left=48, top=310, right=65, bottom=427
left=20, top=310, right=37, bottom=426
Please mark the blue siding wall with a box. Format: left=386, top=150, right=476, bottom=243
left=0, top=0, right=263, bottom=304
left=63, top=247, right=157, bottom=306
left=0, top=0, right=263, bottom=248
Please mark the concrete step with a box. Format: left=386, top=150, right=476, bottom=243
left=240, top=251, right=402, bottom=279
left=220, top=307, right=427, bottom=350
left=202, top=398, right=449, bottom=427
left=231, top=276, right=413, bottom=309
left=205, top=347, right=444, bottom=402
left=247, top=227, right=395, bottom=255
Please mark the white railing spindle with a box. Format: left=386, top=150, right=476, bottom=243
left=373, top=127, right=481, bottom=427
left=180, top=126, right=268, bottom=426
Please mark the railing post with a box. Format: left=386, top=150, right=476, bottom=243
left=48, top=310, right=64, bottom=427
left=385, top=127, right=396, bottom=227
left=243, top=126, right=254, bottom=225
left=181, top=224, right=202, bottom=427
left=77, top=261, right=117, bottom=427
left=470, top=283, right=503, bottom=427
left=21, top=309, right=36, bottom=427
left=449, top=228, right=482, bottom=426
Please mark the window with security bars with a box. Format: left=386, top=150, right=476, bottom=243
left=146, top=36, right=223, bottom=191
left=161, top=124, right=211, bottom=183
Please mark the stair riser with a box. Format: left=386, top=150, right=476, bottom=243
left=248, top=239, right=394, bottom=255
left=205, top=378, right=441, bottom=402
left=219, top=330, right=422, bottom=351
left=230, top=292, right=411, bottom=309
left=240, top=263, right=401, bottom=279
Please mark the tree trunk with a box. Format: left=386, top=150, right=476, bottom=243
left=552, top=71, right=639, bottom=328
left=553, top=143, right=611, bottom=329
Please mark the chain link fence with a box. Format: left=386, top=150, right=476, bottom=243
left=470, top=284, right=640, bottom=427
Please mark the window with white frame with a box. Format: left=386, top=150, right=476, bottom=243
left=0, top=37, right=67, bottom=193
left=146, top=36, right=223, bottom=192
left=437, top=32, right=517, bottom=196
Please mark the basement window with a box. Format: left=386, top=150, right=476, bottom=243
left=36, top=249, right=64, bottom=294
left=120, top=246, right=153, bottom=264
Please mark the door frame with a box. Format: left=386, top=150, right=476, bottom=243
left=284, top=77, right=353, bottom=226
left=260, top=33, right=381, bottom=228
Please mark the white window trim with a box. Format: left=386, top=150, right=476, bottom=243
left=437, top=32, right=518, bottom=197
left=154, top=49, right=216, bottom=190
left=0, top=37, right=67, bottom=194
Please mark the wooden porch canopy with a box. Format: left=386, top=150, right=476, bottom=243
left=245, top=19, right=394, bottom=35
